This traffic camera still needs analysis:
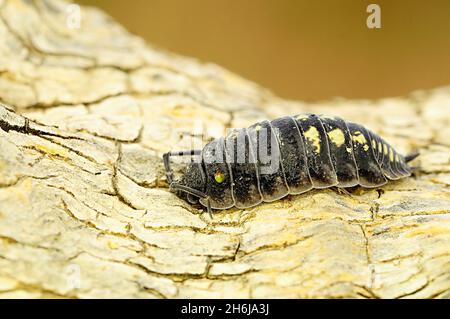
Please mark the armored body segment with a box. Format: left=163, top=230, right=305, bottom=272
left=386, top=144, right=411, bottom=177
left=398, top=155, right=412, bottom=176
left=294, top=114, right=338, bottom=188
left=320, top=116, right=359, bottom=187
left=392, top=150, right=410, bottom=177
left=247, top=120, right=289, bottom=202
left=225, top=128, right=262, bottom=209
left=346, top=122, right=387, bottom=187
left=368, top=130, right=385, bottom=165
left=389, top=147, right=403, bottom=177
left=200, top=138, right=235, bottom=209
left=365, top=129, right=390, bottom=183
left=370, top=133, right=399, bottom=180
left=271, top=116, right=313, bottom=194
left=394, top=155, right=407, bottom=176
left=378, top=140, right=401, bottom=180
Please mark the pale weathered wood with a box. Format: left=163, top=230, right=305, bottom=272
left=0, top=0, right=449, bottom=298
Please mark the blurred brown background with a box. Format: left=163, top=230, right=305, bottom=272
left=77, top=0, right=450, bottom=102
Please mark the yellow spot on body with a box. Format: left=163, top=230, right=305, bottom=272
left=378, top=142, right=383, bottom=153
left=383, top=144, right=388, bottom=155
left=389, top=148, right=394, bottom=161
left=363, top=144, right=369, bottom=152
left=327, top=128, right=345, bottom=147
left=346, top=147, right=352, bottom=153
left=255, top=125, right=262, bottom=131
left=395, top=154, right=399, bottom=162
left=351, top=131, right=367, bottom=144
left=303, top=126, right=321, bottom=153
left=372, top=140, right=377, bottom=150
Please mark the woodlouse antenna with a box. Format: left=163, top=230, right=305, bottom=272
left=169, top=182, right=212, bottom=219
left=163, top=149, right=202, bottom=184
left=169, top=182, right=207, bottom=199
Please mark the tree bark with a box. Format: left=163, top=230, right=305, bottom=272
left=0, top=0, right=449, bottom=298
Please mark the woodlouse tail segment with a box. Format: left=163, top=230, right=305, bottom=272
left=366, top=133, right=414, bottom=180
left=404, top=151, right=420, bottom=175
left=405, top=151, right=420, bottom=163
left=346, top=122, right=387, bottom=187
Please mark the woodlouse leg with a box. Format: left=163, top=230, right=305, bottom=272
left=206, top=198, right=212, bottom=220
left=405, top=151, right=420, bottom=163
left=170, top=182, right=207, bottom=199
left=334, top=187, right=354, bottom=197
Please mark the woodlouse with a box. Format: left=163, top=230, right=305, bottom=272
left=163, top=114, right=418, bottom=216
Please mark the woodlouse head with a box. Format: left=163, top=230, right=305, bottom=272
left=175, top=162, right=207, bottom=204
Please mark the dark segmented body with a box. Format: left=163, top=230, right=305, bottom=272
left=190, top=114, right=413, bottom=210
